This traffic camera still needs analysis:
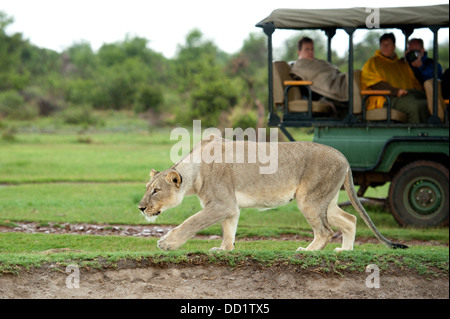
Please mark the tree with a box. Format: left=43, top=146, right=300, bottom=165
left=134, top=83, right=164, bottom=113
left=353, top=31, right=383, bottom=70
left=0, top=11, right=13, bottom=30
left=64, top=41, right=97, bottom=77
left=190, top=78, right=237, bottom=127
left=173, top=29, right=227, bottom=92
left=171, top=29, right=238, bottom=127
left=0, top=12, right=29, bottom=90
left=1, top=11, right=60, bottom=93
left=227, top=33, right=268, bottom=129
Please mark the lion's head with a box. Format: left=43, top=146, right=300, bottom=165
left=138, top=168, right=183, bottom=222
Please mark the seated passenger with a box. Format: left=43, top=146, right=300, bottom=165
left=405, top=38, right=442, bottom=85
left=290, top=37, right=348, bottom=103
left=361, top=33, right=429, bottom=123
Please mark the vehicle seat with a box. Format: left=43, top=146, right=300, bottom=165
left=424, top=79, right=445, bottom=122
left=272, top=61, right=331, bottom=114
left=354, top=70, right=407, bottom=123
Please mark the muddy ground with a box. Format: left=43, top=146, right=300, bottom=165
left=0, top=222, right=448, bottom=299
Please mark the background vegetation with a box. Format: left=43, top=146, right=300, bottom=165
left=1, top=11, right=448, bottom=130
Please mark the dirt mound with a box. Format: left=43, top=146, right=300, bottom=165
left=1, top=222, right=448, bottom=300
left=0, top=261, right=448, bottom=299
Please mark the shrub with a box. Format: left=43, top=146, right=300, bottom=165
left=229, top=107, right=258, bottom=129
left=133, top=84, right=163, bottom=113
left=65, top=79, right=96, bottom=105
left=189, top=80, right=238, bottom=127
left=0, top=90, right=38, bottom=120
left=58, top=104, right=102, bottom=126
left=1, top=125, right=17, bottom=141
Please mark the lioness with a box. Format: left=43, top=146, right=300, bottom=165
left=138, top=135, right=407, bottom=251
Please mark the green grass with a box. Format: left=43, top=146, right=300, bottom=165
left=0, top=182, right=447, bottom=241
left=0, top=133, right=173, bottom=183
left=0, top=182, right=145, bottom=224
left=0, top=117, right=314, bottom=184
left=0, top=113, right=448, bottom=273
left=0, top=233, right=447, bottom=276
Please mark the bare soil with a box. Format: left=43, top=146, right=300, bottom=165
left=0, top=222, right=448, bottom=299
left=0, top=261, right=448, bottom=299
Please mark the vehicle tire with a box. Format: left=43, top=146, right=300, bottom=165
left=388, top=160, right=449, bottom=227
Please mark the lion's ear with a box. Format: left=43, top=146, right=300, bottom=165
left=165, top=170, right=182, bottom=188
left=150, top=169, right=159, bottom=179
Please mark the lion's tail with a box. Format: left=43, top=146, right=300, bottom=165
left=344, top=168, right=408, bottom=250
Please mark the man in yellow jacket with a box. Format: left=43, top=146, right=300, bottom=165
left=362, top=33, right=429, bottom=123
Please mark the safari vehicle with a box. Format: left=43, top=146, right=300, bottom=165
left=256, top=5, right=449, bottom=227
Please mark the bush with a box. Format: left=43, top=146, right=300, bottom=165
left=22, top=86, right=60, bottom=116
left=65, top=79, right=96, bottom=105
left=133, top=84, right=163, bottom=113
left=229, top=107, right=258, bottom=129
left=0, top=90, right=38, bottom=120
left=189, top=80, right=238, bottom=127
left=0, top=90, right=25, bottom=116
left=1, top=125, right=17, bottom=141
left=58, top=104, right=102, bottom=126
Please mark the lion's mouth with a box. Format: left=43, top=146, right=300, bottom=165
left=138, top=206, right=161, bottom=217
left=141, top=210, right=162, bottom=223
left=141, top=211, right=161, bottom=218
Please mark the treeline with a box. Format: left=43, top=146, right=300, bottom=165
left=0, top=11, right=448, bottom=128
left=0, top=11, right=271, bottom=128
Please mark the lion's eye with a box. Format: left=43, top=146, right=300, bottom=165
left=152, top=189, right=159, bottom=195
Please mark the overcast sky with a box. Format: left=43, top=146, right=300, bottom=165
left=1, top=0, right=448, bottom=58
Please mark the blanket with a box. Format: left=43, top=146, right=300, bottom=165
left=291, top=58, right=348, bottom=102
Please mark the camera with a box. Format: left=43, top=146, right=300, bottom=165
left=406, top=50, right=420, bottom=63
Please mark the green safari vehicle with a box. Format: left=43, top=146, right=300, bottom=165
left=256, top=5, right=449, bottom=227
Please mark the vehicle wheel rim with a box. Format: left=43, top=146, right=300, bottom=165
left=406, top=178, right=443, bottom=217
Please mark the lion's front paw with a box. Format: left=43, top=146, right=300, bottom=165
left=157, top=234, right=181, bottom=251
left=209, top=247, right=224, bottom=252
left=296, top=247, right=307, bottom=252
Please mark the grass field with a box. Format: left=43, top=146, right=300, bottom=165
left=0, top=233, right=448, bottom=276
left=0, top=112, right=448, bottom=273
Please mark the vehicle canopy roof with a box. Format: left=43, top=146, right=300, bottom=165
left=256, top=4, right=449, bottom=30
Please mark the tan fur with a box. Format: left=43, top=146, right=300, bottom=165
left=138, top=135, right=404, bottom=251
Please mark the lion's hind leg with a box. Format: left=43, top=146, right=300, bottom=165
left=296, top=198, right=333, bottom=251
left=327, top=191, right=357, bottom=251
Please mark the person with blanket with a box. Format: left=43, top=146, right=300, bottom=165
left=290, top=37, right=356, bottom=118
left=290, top=37, right=349, bottom=103
left=361, top=33, right=429, bottom=123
